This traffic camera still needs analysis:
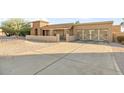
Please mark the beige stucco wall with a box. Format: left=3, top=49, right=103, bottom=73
left=112, top=25, right=121, bottom=33
left=26, top=35, right=59, bottom=42
left=66, top=34, right=77, bottom=42
left=112, top=25, right=121, bottom=42
left=32, top=21, right=48, bottom=28
left=31, top=21, right=48, bottom=35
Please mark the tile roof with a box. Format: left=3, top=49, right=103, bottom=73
left=74, top=21, right=113, bottom=26
left=42, top=23, right=73, bottom=30
left=32, top=20, right=49, bottom=23
left=41, top=21, right=114, bottom=30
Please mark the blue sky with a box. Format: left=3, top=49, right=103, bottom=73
left=0, top=18, right=123, bottom=26
left=47, top=18, right=123, bottom=25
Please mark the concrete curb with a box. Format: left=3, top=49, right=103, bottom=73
left=110, top=46, right=123, bottom=75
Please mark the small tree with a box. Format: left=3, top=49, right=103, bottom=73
left=1, top=18, right=31, bottom=36
left=75, top=20, right=80, bottom=24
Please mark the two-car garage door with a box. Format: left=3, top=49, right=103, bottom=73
left=80, top=29, right=108, bottom=41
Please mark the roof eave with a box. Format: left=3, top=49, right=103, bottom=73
left=73, top=21, right=113, bottom=26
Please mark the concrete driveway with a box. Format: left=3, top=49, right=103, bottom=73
left=0, top=40, right=122, bottom=75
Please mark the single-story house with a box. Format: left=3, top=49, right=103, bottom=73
left=27, top=20, right=121, bottom=42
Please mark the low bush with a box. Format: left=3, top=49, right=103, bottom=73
left=117, top=36, right=124, bottom=43
left=19, top=30, right=30, bottom=37
left=121, top=41, right=124, bottom=45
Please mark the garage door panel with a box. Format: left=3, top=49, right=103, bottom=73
left=91, top=30, right=98, bottom=40
left=82, top=29, right=109, bottom=41
left=84, top=30, right=90, bottom=40
left=99, top=31, right=108, bottom=41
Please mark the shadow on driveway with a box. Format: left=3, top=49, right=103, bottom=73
left=0, top=52, right=122, bottom=75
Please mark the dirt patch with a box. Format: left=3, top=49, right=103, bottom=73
left=0, top=40, right=57, bottom=56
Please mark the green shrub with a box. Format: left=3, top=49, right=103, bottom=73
left=117, top=36, right=124, bottom=43
left=121, top=41, right=124, bottom=45
left=19, top=30, right=30, bottom=36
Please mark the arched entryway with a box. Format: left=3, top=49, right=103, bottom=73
left=43, top=30, right=45, bottom=36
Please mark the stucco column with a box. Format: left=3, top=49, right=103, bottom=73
left=56, top=34, right=60, bottom=42
left=82, top=30, right=84, bottom=40
left=30, top=29, right=33, bottom=35
left=66, top=34, right=69, bottom=42
left=64, top=29, right=66, bottom=34
left=98, top=29, right=100, bottom=41
left=38, top=29, right=41, bottom=36
left=40, top=29, right=43, bottom=36
left=64, top=29, right=69, bottom=39
left=31, top=29, right=34, bottom=35
left=49, top=29, right=53, bottom=36
left=108, top=28, right=113, bottom=42
left=89, top=30, right=92, bottom=40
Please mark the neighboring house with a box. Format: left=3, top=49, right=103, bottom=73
left=121, top=22, right=124, bottom=32
left=112, top=23, right=124, bottom=42
left=29, top=20, right=121, bottom=42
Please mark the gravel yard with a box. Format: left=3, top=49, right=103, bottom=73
left=0, top=39, right=57, bottom=56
